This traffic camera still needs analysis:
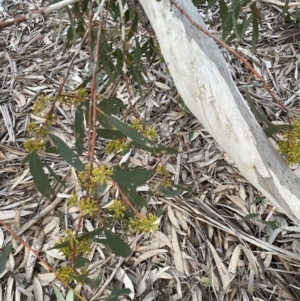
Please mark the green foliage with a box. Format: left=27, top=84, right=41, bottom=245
left=207, top=0, right=263, bottom=51
left=278, top=119, right=300, bottom=165
left=104, top=230, right=131, bottom=257
left=102, top=281, right=132, bottom=301
left=50, top=134, right=85, bottom=171
left=100, top=112, right=177, bottom=154
left=29, top=152, right=55, bottom=199
left=111, top=169, right=153, bottom=188
left=26, top=0, right=300, bottom=299
left=56, top=229, right=93, bottom=259
left=242, top=213, right=279, bottom=229
left=0, top=245, right=12, bottom=274
left=245, top=89, right=290, bottom=137
left=23, top=1, right=190, bottom=299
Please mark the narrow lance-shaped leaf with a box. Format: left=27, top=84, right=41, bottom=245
left=111, top=169, right=153, bottom=188
left=44, top=160, right=65, bottom=186
left=97, top=129, right=126, bottom=140
left=158, top=186, right=182, bottom=196
left=135, top=37, right=142, bottom=64
left=98, top=98, right=126, bottom=115
left=74, top=256, right=90, bottom=269
left=264, top=123, right=290, bottom=138
left=241, top=14, right=253, bottom=37
left=119, top=184, right=148, bottom=209
left=242, top=213, right=260, bottom=222
left=104, top=230, right=131, bottom=257
left=282, top=0, right=290, bottom=16
left=50, top=134, right=85, bottom=171
left=245, top=88, right=271, bottom=126
left=29, top=152, right=55, bottom=199
left=101, top=113, right=177, bottom=154
left=260, top=220, right=278, bottom=229
left=251, top=8, right=259, bottom=53
left=0, top=245, right=12, bottom=273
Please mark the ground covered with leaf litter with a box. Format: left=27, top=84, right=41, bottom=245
left=1, top=1, right=300, bottom=301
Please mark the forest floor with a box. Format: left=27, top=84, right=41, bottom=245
left=1, top=1, right=300, bottom=301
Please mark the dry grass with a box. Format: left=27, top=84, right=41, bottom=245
left=1, top=1, right=300, bottom=301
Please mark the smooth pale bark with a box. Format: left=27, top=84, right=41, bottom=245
left=139, top=0, right=300, bottom=226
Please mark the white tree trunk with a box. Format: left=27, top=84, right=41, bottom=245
left=139, top=0, right=300, bottom=226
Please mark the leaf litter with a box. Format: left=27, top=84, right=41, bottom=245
left=1, top=1, right=300, bottom=301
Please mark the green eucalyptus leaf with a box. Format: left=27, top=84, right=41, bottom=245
left=98, top=98, right=126, bottom=115
left=97, top=129, right=126, bottom=140
left=29, top=152, right=55, bottom=199
left=241, top=14, right=253, bottom=36
left=119, top=184, right=148, bottom=209
left=78, top=225, right=109, bottom=240
left=242, top=213, right=260, bottom=221
left=22, top=153, right=31, bottom=165
left=192, top=0, right=204, bottom=5
left=111, top=170, right=153, bottom=188
left=43, top=160, right=65, bottom=186
left=251, top=11, right=259, bottom=52
left=260, top=220, right=279, bottom=229
left=104, top=230, right=131, bottom=257
left=245, top=88, right=271, bottom=126
left=50, top=134, right=85, bottom=171
left=44, top=146, right=58, bottom=154
left=134, top=37, right=142, bottom=64
left=74, top=256, right=90, bottom=269
left=0, top=245, right=12, bottom=273
left=101, top=113, right=177, bottom=154
left=264, top=124, right=290, bottom=137
left=251, top=196, right=266, bottom=205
